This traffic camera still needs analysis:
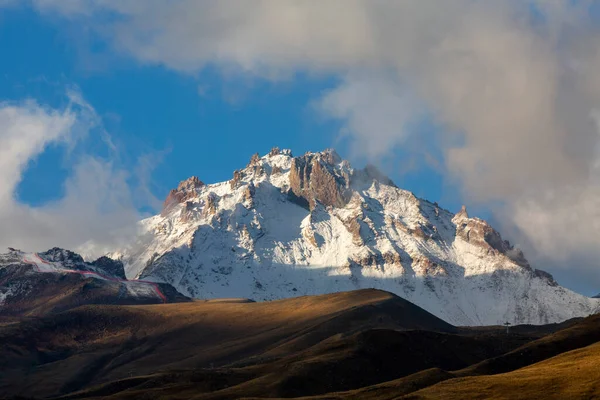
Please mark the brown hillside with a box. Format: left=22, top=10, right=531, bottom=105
left=0, top=289, right=453, bottom=398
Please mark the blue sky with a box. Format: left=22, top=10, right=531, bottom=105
left=1, top=1, right=600, bottom=294
left=1, top=5, right=455, bottom=211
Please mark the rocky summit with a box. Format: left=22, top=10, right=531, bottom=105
left=108, top=148, right=600, bottom=326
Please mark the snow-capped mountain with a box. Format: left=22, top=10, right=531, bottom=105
left=0, top=247, right=188, bottom=317
left=111, top=148, right=600, bottom=326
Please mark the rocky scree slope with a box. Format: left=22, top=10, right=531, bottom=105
left=110, top=148, right=600, bottom=326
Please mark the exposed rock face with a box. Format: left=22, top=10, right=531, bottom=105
left=248, top=153, right=261, bottom=167
left=242, top=182, right=255, bottom=208
left=246, top=153, right=266, bottom=177
left=454, top=216, right=530, bottom=268
left=203, top=193, right=218, bottom=217
left=230, top=170, right=243, bottom=189
left=341, top=216, right=364, bottom=246
left=413, top=256, right=448, bottom=277
left=40, top=247, right=84, bottom=266
left=350, top=251, right=402, bottom=269
left=177, top=176, right=204, bottom=192
left=163, top=191, right=182, bottom=213
left=91, top=256, right=126, bottom=279
left=180, top=201, right=197, bottom=223
left=289, top=150, right=353, bottom=210
left=453, top=205, right=469, bottom=222
left=36, top=248, right=129, bottom=279
left=251, top=164, right=264, bottom=176
left=321, top=148, right=342, bottom=165
left=163, top=176, right=205, bottom=215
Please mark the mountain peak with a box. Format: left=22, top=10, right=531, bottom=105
left=118, top=147, right=600, bottom=326
left=315, top=148, right=343, bottom=165
left=452, top=205, right=469, bottom=224
left=40, top=247, right=85, bottom=265
left=177, top=176, right=204, bottom=191
left=267, top=147, right=293, bottom=157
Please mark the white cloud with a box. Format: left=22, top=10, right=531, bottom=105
left=19, top=1, right=600, bottom=285
left=317, top=75, right=422, bottom=158
left=0, top=100, right=75, bottom=203
left=0, top=94, right=152, bottom=258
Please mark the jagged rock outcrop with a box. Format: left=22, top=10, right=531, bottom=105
left=412, top=256, right=449, bottom=277
left=242, top=182, right=256, bottom=208
left=350, top=251, right=403, bottom=269
left=248, top=153, right=261, bottom=166
left=246, top=153, right=266, bottom=176
left=40, top=247, right=85, bottom=266
left=453, top=205, right=469, bottom=222
left=203, top=193, right=218, bottom=216
left=180, top=201, right=197, bottom=223
left=289, top=150, right=353, bottom=210
left=230, top=170, right=243, bottom=189
left=341, top=216, right=364, bottom=246
left=162, top=176, right=205, bottom=215
left=91, top=256, right=126, bottom=279
left=454, top=215, right=530, bottom=268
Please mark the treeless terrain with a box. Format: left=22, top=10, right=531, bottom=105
left=1, top=289, right=598, bottom=399
left=0, top=264, right=188, bottom=322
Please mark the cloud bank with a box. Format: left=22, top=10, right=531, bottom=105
left=0, top=93, right=152, bottom=258
left=9, top=1, right=600, bottom=284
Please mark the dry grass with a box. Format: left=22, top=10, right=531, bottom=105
left=3, top=289, right=598, bottom=400
left=1, top=289, right=454, bottom=398
left=292, top=315, right=600, bottom=400
left=403, top=341, right=600, bottom=399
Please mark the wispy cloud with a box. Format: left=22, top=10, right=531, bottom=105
left=0, top=90, right=158, bottom=258
left=316, top=74, right=423, bottom=158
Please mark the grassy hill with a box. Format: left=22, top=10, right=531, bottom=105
left=1, top=289, right=597, bottom=399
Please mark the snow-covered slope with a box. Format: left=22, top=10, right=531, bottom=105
left=111, top=148, right=600, bottom=326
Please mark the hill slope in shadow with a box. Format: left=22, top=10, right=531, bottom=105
left=1, top=289, right=597, bottom=400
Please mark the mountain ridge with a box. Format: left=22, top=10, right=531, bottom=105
left=103, top=147, right=599, bottom=325
left=0, top=247, right=189, bottom=319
